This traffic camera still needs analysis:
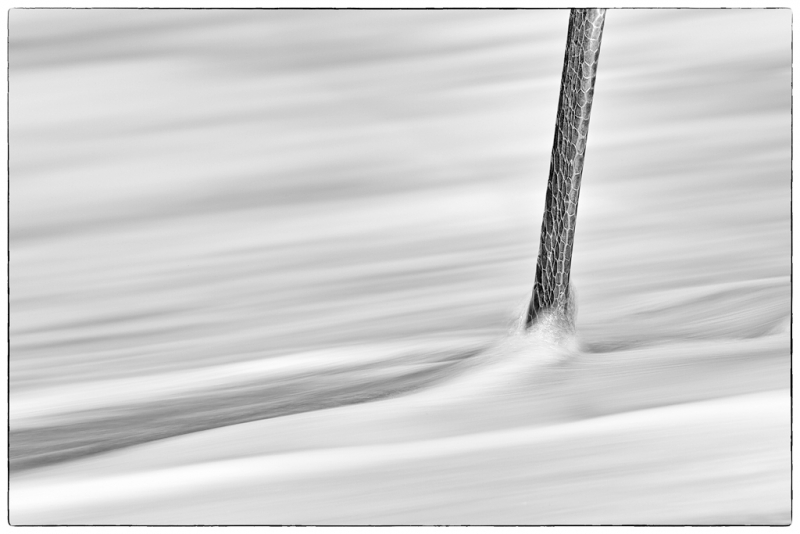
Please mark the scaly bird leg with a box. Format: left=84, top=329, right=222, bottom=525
left=526, top=8, right=606, bottom=332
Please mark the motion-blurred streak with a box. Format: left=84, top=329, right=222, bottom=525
left=9, top=8, right=790, bottom=525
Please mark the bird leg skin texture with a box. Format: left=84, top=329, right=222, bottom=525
left=526, top=9, right=606, bottom=333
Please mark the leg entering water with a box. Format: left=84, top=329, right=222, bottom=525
left=526, top=9, right=606, bottom=333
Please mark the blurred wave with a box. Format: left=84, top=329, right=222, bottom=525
left=9, top=8, right=790, bottom=525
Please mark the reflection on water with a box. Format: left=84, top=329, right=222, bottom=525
left=9, top=8, right=791, bottom=525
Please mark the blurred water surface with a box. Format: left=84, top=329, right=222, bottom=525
left=9, top=9, right=791, bottom=524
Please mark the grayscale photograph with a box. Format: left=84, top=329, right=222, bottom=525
left=8, top=7, right=791, bottom=525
